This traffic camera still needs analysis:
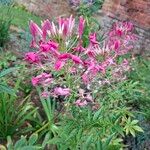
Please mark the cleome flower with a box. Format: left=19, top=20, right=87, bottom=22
left=26, top=16, right=136, bottom=108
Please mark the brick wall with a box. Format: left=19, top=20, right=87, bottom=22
left=99, top=0, right=150, bottom=55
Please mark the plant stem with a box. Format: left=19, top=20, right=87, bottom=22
left=34, top=122, right=50, bottom=134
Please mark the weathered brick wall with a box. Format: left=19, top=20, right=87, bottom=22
left=98, top=0, right=150, bottom=55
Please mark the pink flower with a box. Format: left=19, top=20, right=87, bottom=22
left=40, top=43, right=51, bottom=52
left=98, top=64, right=106, bottom=74
left=122, top=59, right=129, bottom=65
left=40, top=41, right=59, bottom=53
left=89, top=33, right=99, bottom=45
left=109, top=22, right=134, bottom=37
left=31, top=73, right=52, bottom=87
left=58, top=17, right=68, bottom=36
left=74, top=99, right=87, bottom=107
left=40, top=41, right=59, bottom=57
left=86, top=93, right=93, bottom=102
left=29, top=21, right=42, bottom=47
left=85, top=47, right=96, bottom=58
left=54, top=60, right=66, bottom=71
left=31, top=77, right=39, bottom=86
left=67, top=15, right=75, bottom=36
left=70, top=54, right=83, bottom=64
left=53, top=87, right=70, bottom=96
left=112, top=40, right=121, bottom=51
left=48, top=41, right=59, bottom=50
left=105, top=57, right=116, bottom=66
left=42, top=19, right=51, bottom=40
left=82, top=73, right=89, bottom=84
left=39, top=73, right=52, bottom=78
left=78, top=16, right=85, bottom=38
left=58, top=15, right=75, bottom=37
left=30, top=40, right=37, bottom=48
left=42, top=78, right=53, bottom=86
left=116, top=29, right=123, bottom=36
left=58, top=53, right=71, bottom=60
left=41, top=91, right=49, bottom=98
left=25, top=52, right=40, bottom=63
left=69, top=67, right=77, bottom=74
left=73, top=44, right=85, bottom=52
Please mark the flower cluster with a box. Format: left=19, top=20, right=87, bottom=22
left=25, top=16, right=136, bottom=107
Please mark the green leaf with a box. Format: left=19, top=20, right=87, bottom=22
left=21, top=146, right=41, bottom=150
left=133, top=126, right=144, bottom=132
left=129, top=129, right=136, bottom=137
left=0, top=84, right=15, bottom=95
left=103, top=133, right=115, bottom=149
left=47, top=137, right=61, bottom=144
left=14, top=136, right=27, bottom=149
left=131, top=120, right=139, bottom=125
left=0, top=67, right=16, bottom=78
left=93, top=109, right=102, bottom=121
left=96, top=140, right=103, bottom=150
left=7, top=136, right=13, bottom=150
left=84, top=135, right=93, bottom=149
left=42, top=132, right=51, bottom=148
left=28, top=134, right=38, bottom=145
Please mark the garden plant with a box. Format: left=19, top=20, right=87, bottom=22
left=0, top=0, right=149, bottom=150
left=22, top=15, right=143, bottom=149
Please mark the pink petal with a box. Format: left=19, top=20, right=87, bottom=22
left=78, top=16, right=85, bottom=38
left=29, top=20, right=42, bottom=41
left=41, top=91, right=49, bottom=98
left=54, top=87, right=70, bottom=96
left=54, top=60, right=65, bottom=71
left=48, top=41, right=59, bottom=50
left=70, top=54, right=83, bottom=64
left=42, top=19, right=51, bottom=40
left=31, top=77, right=39, bottom=86
left=58, top=53, right=71, bottom=60
left=40, top=43, right=51, bottom=52
left=25, top=52, right=40, bottom=63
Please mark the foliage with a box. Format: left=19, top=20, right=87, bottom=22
left=0, top=5, right=41, bottom=30
left=128, top=57, right=150, bottom=120
left=0, top=132, right=54, bottom=150
left=0, top=67, right=16, bottom=94
left=0, top=91, right=37, bottom=140
left=76, top=0, right=104, bottom=17
left=0, top=4, right=12, bottom=47
left=0, top=51, right=17, bottom=69
left=0, top=134, right=40, bottom=150
left=0, top=0, right=13, bottom=5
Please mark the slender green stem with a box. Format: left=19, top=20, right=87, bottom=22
left=34, top=122, right=50, bottom=134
